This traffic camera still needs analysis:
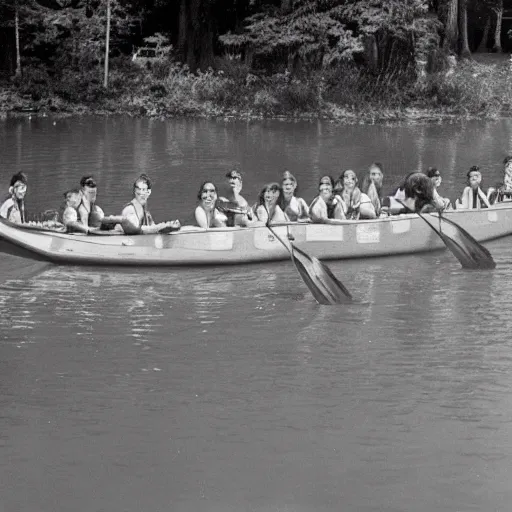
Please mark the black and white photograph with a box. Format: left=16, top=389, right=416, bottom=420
left=1, top=1, right=512, bottom=511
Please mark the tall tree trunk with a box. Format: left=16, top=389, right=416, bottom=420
left=443, top=0, right=458, bottom=54
left=103, top=0, right=111, bottom=88
left=177, top=0, right=215, bottom=71
left=459, top=0, right=471, bottom=59
left=493, top=3, right=503, bottom=53
left=477, top=14, right=490, bottom=53
left=14, top=1, right=21, bottom=77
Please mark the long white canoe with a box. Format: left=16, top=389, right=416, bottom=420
left=0, top=205, right=511, bottom=266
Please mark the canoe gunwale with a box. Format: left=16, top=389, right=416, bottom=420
left=1, top=206, right=512, bottom=266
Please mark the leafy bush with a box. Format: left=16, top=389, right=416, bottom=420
left=12, top=65, right=52, bottom=100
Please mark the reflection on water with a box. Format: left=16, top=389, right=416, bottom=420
left=3, top=119, right=512, bottom=511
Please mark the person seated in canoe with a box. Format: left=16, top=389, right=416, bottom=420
left=400, top=172, right=435, bottom=213
left=455, top=166, right=490, bottom=209
left=194, top=181, right=228, bottom=229
left=281, top=171, right=309, bottom=222
left=487, top=156, right=512, bottom=205
left=0, top=172, right=28, bottom=224
left=425, top=167, right=452, bottom=210
left=217, top=169, right=254, bottom=226
left=309, top=176, right=345, bottom=223
left=254, top=182, right=289, bottom=224
left=381, top=172, right=415, bottom=215
left=334, top=169, right=376, bottom=220
left=62, top=188, right=94, bottom=234
left=360, top=162, right=384, bottom=217
left=76, top=176, right=106, bottom=228
left=119, top=174, right=181, bottom=235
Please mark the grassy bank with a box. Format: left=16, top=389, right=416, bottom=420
left=1, top=54, right=512, bottom=123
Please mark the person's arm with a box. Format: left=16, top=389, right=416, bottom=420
left=359, top=193, right=376, bottom=219
left=77, top=204, right=89, bottom=226
left=195, top=206, right=209, bottom=229
left=478, top=187, right=491, bottom=208
left=63, top=207, right=89, bottom=234
left=255, top=205, right=269, bottom=224
left=0, top=199, right=10, bottom=220
left=298, top=197, right=310, bottom=220
left=309, top=197, right=327, bottom=223
left=332, top=195, right=347, bottom=221
left=141, top=220, right=180, bottom=234
left=459, top=187, right=471, bottom=209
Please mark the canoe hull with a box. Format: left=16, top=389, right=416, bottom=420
left=0, top=207, right=511, bottom=266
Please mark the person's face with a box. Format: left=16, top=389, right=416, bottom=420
left=82, top=184, right=97, bottom=202
left=264, top=187, right=279, bottom=205
left=319, top=183, right=332, bottom=201
left=201, top=183, right=217, bottom=208
left=66, top=192, right=81, bottom=209
left=228, top=176, right=242, bottom=192
left=13, top=183, right=27, bottom=201
left=468, top=171, right=481, bottom=188
left=282, top=178, right=296, bottom=196
left=369, top=166, right=383, bottom=187
left=343, top=171, right=357, bottom=190
left=430, top=172, right=442, bottom=188
left=504, top=161, right=512, bottom=175
left=134, top=181, right=151, bottom=205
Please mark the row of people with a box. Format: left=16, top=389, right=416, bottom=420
left=2, top=158, right=512, bottom=233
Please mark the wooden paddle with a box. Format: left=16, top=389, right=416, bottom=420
left=217, top=199, right=352, bottom=303
left=267, top=223, right=353, bottom=304
left=398, top=201, right=496, bottom=269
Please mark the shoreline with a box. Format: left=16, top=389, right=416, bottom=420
left=1, top=99, right=510, bottom=125
left=2, top=54, right=511, bottom=125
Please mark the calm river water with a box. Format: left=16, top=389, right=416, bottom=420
left=2, top=117, right=512, bottom=512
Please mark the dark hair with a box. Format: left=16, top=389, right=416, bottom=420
left=318, top=175, right=334, bottom=189
left=63, top=188, right=81, bottom=199
left=282, top=171, right=300, bottom=196
left=390, top=172, right=416, bottom=196
left=10, top=172, right=28, bottom=187
left=133, top=174, right=152, bottom=190
left=503, top=156, right=512, bottom=166
left=334, top=169, right=358, bottom=195
left=197, top=181, right=218, bottom=200
left=404, top=172, right=434, bottom=210
left=425, top=167, right=441, bottom=178
left=369, top=162, right=383, bottom=173
left=80, top=175, right=97, bottom=188
left=467, top=166, right=481, bottom=179
left=258, top=182, right=282, bottom=206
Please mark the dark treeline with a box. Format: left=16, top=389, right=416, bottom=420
left=0, top=0, right=510, bottom=75
left=0, top=0, right=511, bottom=117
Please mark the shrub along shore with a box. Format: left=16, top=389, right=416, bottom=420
left=1, top=55, right=512, bottom=123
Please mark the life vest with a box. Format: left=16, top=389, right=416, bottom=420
left=310, top=195, right=341, bottom=219
left=78, top=200, right=103, bottom=227
left=457, top=186, right=490, bottom=209
left=0, top=197, right=25, bottom=223
left=340, top=188, right=362, bottom=220
left=124, top=201, right=154, bottom=227
left=283, top=196, right=307, bottom=221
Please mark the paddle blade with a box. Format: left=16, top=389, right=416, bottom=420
left=423, top=213, right=496, bottom=269
left=292, top=245, right=353, bottom=304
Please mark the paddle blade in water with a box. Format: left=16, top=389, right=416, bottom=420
left=292, top=245, right=353, bottom=304
left=421, top=212, right=496, bottom=269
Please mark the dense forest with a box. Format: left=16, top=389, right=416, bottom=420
left=0, top=0, right=511, bottom=118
